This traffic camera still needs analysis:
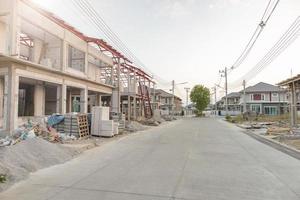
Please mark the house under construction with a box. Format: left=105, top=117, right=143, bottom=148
left=0, top=0, right=154, bottom=135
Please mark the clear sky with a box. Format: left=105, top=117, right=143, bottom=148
left=32, top=0, right=300, bottom=103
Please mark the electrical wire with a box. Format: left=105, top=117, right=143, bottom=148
left=229, top=16, right=300, bottom=88
left=229, top=0, right=280, bottom=71
left=70, top=0, right=171, bottom=85
left=238, top=17, right=300, bottom=80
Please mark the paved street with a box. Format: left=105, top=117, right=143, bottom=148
left=1, top=118, right=300, bottom=200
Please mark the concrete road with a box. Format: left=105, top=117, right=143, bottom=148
left=1, top=118, right=300, bottom=200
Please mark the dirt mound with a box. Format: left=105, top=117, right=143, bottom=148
left=0, top=138, right=78, bottom=191
left=125, top=121, right=148, bottom=132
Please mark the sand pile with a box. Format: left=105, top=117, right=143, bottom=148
left=0, top=138, right=78, bottom=191
left=125, top=121, right=148, bottom=132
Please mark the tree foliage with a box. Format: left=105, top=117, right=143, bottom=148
left=190, top=85, right=210, bottom=115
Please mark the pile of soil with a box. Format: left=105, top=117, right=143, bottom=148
left=0, top=138, right=78, bottom=191
left=125, top=121, right=148, bottom=132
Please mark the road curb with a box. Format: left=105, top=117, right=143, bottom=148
left=242, top=129, right=300, bottom=161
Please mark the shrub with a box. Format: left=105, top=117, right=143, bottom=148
left=225, top=115, right=231, bottom=121
left=0, top=174, right=6, bottom=183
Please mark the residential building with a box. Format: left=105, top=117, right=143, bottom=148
left=150, top=89, right=183, bottom=115
left=241, top=82, right=288, bottom=115
left=216, top=92, right=241, bottom=116
left=215, top=82, right=288, bottom=116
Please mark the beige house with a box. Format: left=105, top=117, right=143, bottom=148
left=151, top=89, right=183, bottom=115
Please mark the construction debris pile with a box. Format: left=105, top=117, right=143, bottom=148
left=125, top=121, right=148, bottom=132
left=0, top=113, right=88, bottom=147
left=237, top=120, right=300, bottom=150
left=137, top=110, right=177, bottom=127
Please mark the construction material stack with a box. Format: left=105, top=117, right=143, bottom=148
left=112, top=113, right=125, bottom=134
left=120, top=113, right=126, bottom=129
left=91, top=107, right=115, bottom=137
left=64, top=113, right=90, bottom=138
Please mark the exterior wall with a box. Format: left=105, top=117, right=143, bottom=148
left=1, top=0, right=114, bottom=81
left=247, top=103, right=285, bottom=115
left=0, top=60, right=113, bottom=135
left=244, top=92, right=287, bottom=103
left=87, top=62, right=102, bottom=83
left=151, top=92, right=182, bottom=115
left=220, top=110, right=241, bottom=116
left=217, top=91, right=288, bottom=116
left=0, top=20, right=7, bottom=53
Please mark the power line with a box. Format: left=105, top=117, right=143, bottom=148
left=229, top=0, right=280, bottom=72
left=229, top=16, right=300, bottom=88
left=70, top=0, right=170, bottom=85
left=238, top=17, right=300, bottom=81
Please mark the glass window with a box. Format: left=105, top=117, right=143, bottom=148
left=264, top=106, right=277, bottom=115
left=251, top=105, right=260, bottom=113
left=252, top=94, right=264, bottom=101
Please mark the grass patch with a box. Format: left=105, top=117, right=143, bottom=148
left=230, top=113, right=290, bottom=124
left=0, top=174, right=7, bottom=183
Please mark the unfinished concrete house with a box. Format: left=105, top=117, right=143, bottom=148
left=150, top=89, right=183, bottom=115
left=0, top=0, right=154, bottom=135
left=278, top=75, right=300, bottom=126
left=120, top=69, right=154, bottom=121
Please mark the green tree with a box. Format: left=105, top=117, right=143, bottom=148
left=190, top=85, right=210, bottom=116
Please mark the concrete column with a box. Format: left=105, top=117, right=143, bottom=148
left=80, top=88, right=88, bottom=113
left=32, top=38, right=43, bottom=63
left=117, top=59, right=121, bottom=113
left=290, top=82, right=297, bottom=127
left=128, top=96, right=131, bottom=121
left=3, top=67, right=19, bottom=134
left=34, top=83, right=45, bottom=116
left=111, top=89, right=118, bottom=113
left=127, top=70, right=131, bottom=121
left=8, top=0, right=20, bottom=56
left=62, top=40, right=68, bottom=72
left=84, top=44, right=88, bottom=75
left=58, top=84, right=67, bottom=114
left=97, top=94, right=102, bottom=106
left=68, top=89, right=72, bottom=113
left=0, top=78, right=4, bottom=118
left=133, top=70, right=137, bottom=120
left=133, top=96, right=136, bottom=120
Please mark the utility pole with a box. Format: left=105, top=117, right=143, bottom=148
left=219, top=67, right=228, bottom=116
left=171, top=80, right=175, bottom=117
left=214, top=86, right=217, bottom=110
left=243, top=80, right=246, bottom=113
left=225, top=67, right=228, bottom=115
left=184, top=87, right=190, bottom=116
left=117, top=58, right=121, bottom=114
left=214, top=86, right=217, bottom=115
left=184, top=87, right=190, bottom=107
left=153, top=82, right=156, bottom=110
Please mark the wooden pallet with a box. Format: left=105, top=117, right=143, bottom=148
left=77, top=114, right=90, bottom=138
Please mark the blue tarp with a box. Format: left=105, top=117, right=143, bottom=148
left=47, top=115, right=65, bottom=127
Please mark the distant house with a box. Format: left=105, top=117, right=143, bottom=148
left=242, top=82, right=288, bottom=115
left=215, top=82, right=288, bottom=116
left=150, top=89, right=183, bottom=115
left=216, top=92, right=241, bottom=116
left=184, top=103, right=197, bottom=116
